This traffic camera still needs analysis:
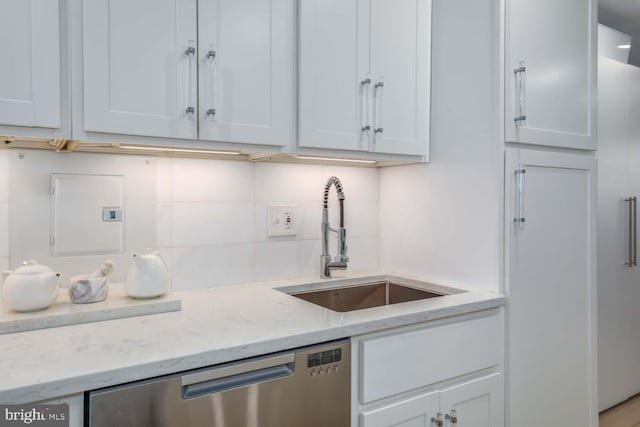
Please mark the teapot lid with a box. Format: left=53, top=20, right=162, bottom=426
left=133, top=249, right=159, bottom=259
left=12, top=261, right=55, bottom=275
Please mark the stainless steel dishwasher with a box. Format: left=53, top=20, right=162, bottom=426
left=87, top=339, right=350, bottom=427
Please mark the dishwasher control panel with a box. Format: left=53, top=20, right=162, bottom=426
left=307, top=348, right=343, bottom=376
left=307, top=348, right=342, bottom=367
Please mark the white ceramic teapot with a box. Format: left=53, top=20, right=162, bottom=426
left=125, top=251, right=169, bottom=298
left=2, top=261, right=61, bottom=312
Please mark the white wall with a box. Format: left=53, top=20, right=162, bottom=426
left=379, top=0, right=502, bottom=291
left=598, top=24, right=632, bottom=64
left=0, top=149, right=379, bottom=291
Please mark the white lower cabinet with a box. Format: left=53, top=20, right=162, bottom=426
left=34, top=394, right=84, bottom=427
left=352, top=309, right=504, bottom=427
left=361, top=374, right=503, bottom=427
left=439, top=373, right=504, bottom=427
left=361, top=392, right=440, bottom=427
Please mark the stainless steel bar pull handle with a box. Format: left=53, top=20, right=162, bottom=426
left=374, top=80, right=384, bottom=134
left=181, top=353, right=295, bottom=399
left=514, top=166, right=526, bottom=229
left=185, top=40, right=196, bottom=116
left=514, top=61, right=526, bottom=124
left=626, top=197, right=635, bottom=267
left=634, top=197, right=638, bottom=266
left=360, top=77, right=371, bottom=133
left=206, top=46, right=217, bottom=118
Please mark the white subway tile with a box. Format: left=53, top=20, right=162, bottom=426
left=253, top=202, right=269, bottom=242
left=171, top=203, right=254, bottom=247
left=156, top=203, right=172, bottom=248
left=321, top=165, right=379, bottom=202
left=345, top=236, right=379, bottom=272
left=171, top=158, right=253, bottom=202
left=155, top=158, right=172, bottom=202
left=254, top=241, right=299, bottom=281
left=254, top=163, right=324, bottom=202
left=297, top=202, right=323, bottom=240
left=297, top=239, right=322, bottom=277
left=171, top=244, right=253, bottom=290
left=155, top=248, right=173, bottom=291
left=0, top=203, right=8, bottom=257
left=341, top=200, right=378, bottom=238
left=0, top=150, right=8, bottom=202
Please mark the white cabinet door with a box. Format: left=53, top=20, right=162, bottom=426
left=598, top=57, right=640, bottom=411
left=369, top=0, right=430, bottom=156
left=298, top=0, right=370, bottom=151
left=360, top=392, right=440, bottom=427
left=505, top=148, right=597, bottom=427
left=198, top=0, right=293, bottom=147
left=439, top=374, right=503, bottom=427
left=0, top=0, right=60, bottom=128
left=505, top=0, right=596, bottom=150
left=597, top=56, right=638, bottom=411
left=83, top=0, right=197, bottom=139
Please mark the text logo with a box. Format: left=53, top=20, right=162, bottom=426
left=0, top=405, right=68, bottom=426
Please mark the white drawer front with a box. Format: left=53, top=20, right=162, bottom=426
left=360, top=313, right=501, bottom=403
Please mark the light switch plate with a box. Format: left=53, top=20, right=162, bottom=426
left=267, top=205, right=296, bottom=237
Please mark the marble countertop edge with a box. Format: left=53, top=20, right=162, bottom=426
left=0, top=272, right=505, bottom=403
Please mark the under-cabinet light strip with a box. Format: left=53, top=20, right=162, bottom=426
left=119, top=145, right=242, bottom=155
left=295, top=156, right=376, bottom=164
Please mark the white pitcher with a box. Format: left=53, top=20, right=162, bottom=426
left=125, top=251, right=169, bottom=298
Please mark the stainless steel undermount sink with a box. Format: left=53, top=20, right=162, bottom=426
left=288, top=281, right=447, bottom=312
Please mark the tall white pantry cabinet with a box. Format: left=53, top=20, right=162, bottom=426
left=504, top=0, right=598, bottom=425
left=597, top=57, right=640, bottom=412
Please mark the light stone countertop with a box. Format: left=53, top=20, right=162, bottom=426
left=0, top=273, right=505, bottom=403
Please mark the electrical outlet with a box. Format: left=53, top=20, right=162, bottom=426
left=267, top=205, right=296, bottom=237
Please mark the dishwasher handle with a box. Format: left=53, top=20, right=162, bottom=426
left=181, top=353, right=295, bottom=399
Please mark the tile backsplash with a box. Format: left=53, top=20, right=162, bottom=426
left=0, top=149, right=379, bottom=291
left=156, top=158, right=379, bottom=290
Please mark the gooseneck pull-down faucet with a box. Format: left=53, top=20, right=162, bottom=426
left=321, top=176, right=349, bottom=278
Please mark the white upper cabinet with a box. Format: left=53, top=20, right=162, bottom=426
left=83, top=0, right=198, bottom=140
left=0, top=0, right=61, bottom=128
left=299, top=0, right=430, bottom=157
left=198, top=0, right=293, bottom=147
left=505, top=0, right=596, bottom=150
left=298, top=0, right=369, bottom=152
left=369, top=0, right=430, bottom=156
